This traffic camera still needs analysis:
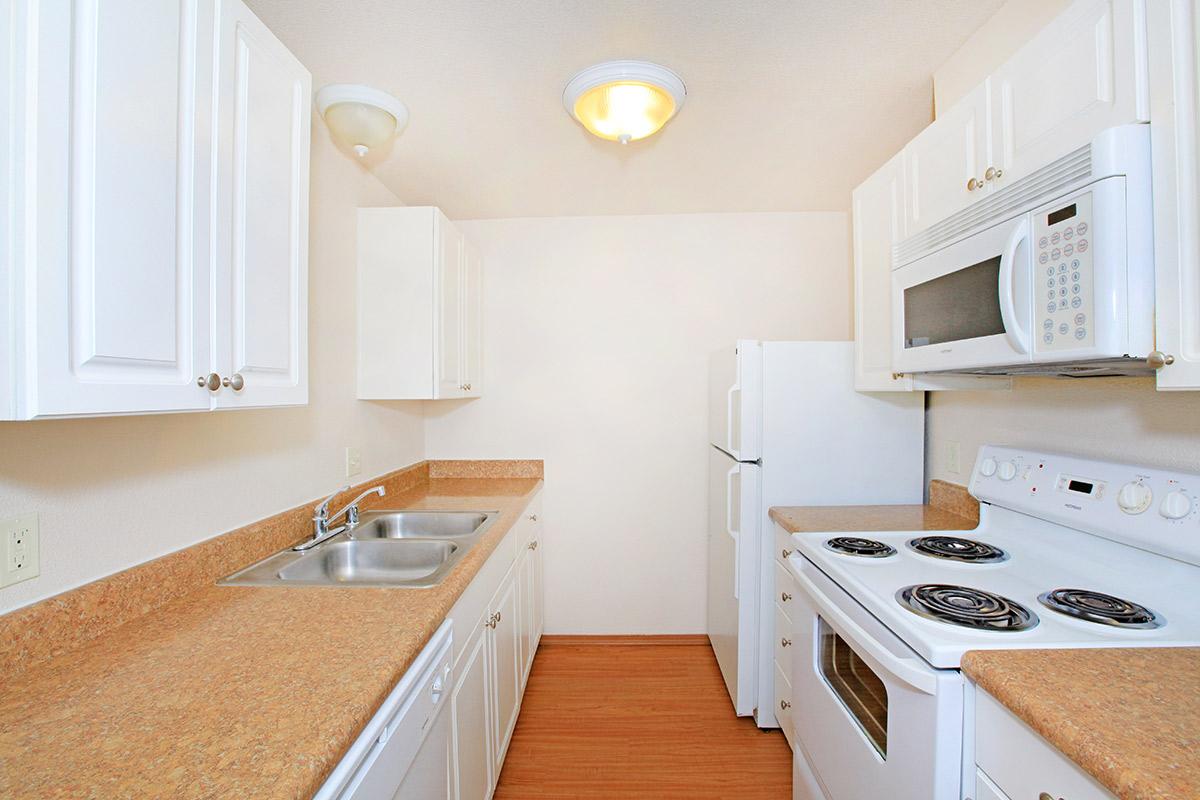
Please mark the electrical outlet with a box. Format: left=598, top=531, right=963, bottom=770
left=345, top=447, right=362, bottom=478
left=1, top=513, right=39, bottom=589
left=945, top=440, right=962, bottom=475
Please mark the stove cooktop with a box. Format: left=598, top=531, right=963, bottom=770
left=790, top=505, right=1200, bottom=668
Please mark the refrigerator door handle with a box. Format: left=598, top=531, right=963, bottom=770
left=726, top=465, right=740, bottom=599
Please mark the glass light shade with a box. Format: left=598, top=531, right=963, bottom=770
left=322, top=102, right=398, bottom=156
left=572, top=81, right=677, bottom=143
left=563, top=61, right=686, bottom=144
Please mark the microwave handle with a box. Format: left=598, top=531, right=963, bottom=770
left=998, top=218, right=1030, bottom=354
left=791, top=560, right=938, bottom=695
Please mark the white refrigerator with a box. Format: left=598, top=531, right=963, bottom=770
left=707, top=341, right=925, bottom=727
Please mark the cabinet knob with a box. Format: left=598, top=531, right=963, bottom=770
left=781, top=592, right=792, bottom=602
left=1148, top=351, right=1176, bottom=369
left=779, top=700, right=791, bottom=711
left=1038, top=794, right=1063, bottom=800
left=222, top=373, right=245, bottom=391
left=984, top=165, right=1003, bottom=181
left=967, top=177, right=982, bottom=192
left=782, top=548, right=792, bottom=559
left=197, top=373, right=221, bottom=391
left=529, top=514, right=538, bottom=522
left=527, top=540, right=538, bottom=550
left=781, top=637, right=792, bottom=647
left=465, top=383, right=472, bottom=390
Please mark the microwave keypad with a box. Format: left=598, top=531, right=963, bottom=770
left=1035, top=193, right=1093, bottom=351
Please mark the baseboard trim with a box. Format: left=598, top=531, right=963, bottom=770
left=539, top=634, right=710, bottom=647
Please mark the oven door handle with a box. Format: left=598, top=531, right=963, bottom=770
left=998, top=217, right=1030, bottom=355
left=791, top=563, right=938, bottom=696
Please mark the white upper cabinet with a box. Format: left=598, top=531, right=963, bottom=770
left=5, top=0, right=215, bottom=418
left=1148, top=0, right=1200, bottom=390
left=358, top=207, right=484, bottom=400
left=1, top=0, right=310, bottom=419
left=854, top=153, right=913, bottom=392
left=904, top=83, right=990, bottom=237
left=990, top=0, right=1149, bottom=191
left=212, top=0, right=311, bottom=408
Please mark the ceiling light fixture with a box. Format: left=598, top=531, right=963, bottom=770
left=562, top=60, right=686, bottom=144
left=315, top=84, right=409, bottom=157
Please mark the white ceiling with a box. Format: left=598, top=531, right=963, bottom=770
left=247, top=0, right=1004, bottom=219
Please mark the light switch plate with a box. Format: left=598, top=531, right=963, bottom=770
left=345, top=447, right=362, bottom=478
left=945, top=440, right=962, bottom=475
left=1, top=512, right=39, bottom=589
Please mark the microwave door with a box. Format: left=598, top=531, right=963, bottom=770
left=892, top=215, right=1033, bottom=373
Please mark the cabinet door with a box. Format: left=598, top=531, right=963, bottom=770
left=450, top=616, right=491, bottom=800
left=853, top=153, right=914, bottom=392
left=212, top=0, right=310, bottom=408
left=903, top=83, right=989, bottom=236
left=489, top=571, right=521, bottom=774
left=1150, top=0, right=1200, bottom=390
left=517, top=545, right=538, bottom=686
left=991, top=0, right=1149, bottom=191
left=436, top=218, right=466, bottom=398
left=461, top=241, right=483, bottom=397
left=22, top=0, right=214, bottom=418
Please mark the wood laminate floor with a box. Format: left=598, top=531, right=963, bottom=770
left=494, top=640, right=792, bottom=799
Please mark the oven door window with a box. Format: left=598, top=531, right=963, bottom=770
left=818, top=616, right=889, bottom=757
left=903, top=255, right=1004, bottom=348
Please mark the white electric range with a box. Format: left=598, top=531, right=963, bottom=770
left=785, top=445, right=1200, bottom=800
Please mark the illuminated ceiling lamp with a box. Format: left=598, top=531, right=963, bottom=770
left=315, top=84, right=409, bottom=157
left=562, top=60, right=686, bottom=144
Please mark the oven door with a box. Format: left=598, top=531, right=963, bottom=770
left=788, top=555, right=965, bottom=800
left=892, top=214, right=1033, bottom=373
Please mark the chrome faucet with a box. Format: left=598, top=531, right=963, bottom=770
left=294, top=484, right=387, bottom=551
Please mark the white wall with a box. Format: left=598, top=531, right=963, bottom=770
left=927, top=377, right=1200, bottom=482
left=425, top=213, right=851, bottom=634
left=0, top=121, right=424, bottom=614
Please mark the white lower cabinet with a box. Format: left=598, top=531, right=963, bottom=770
left=450, top=617, right=492, bottom=800
left=447, top=491, right=544, bottom=799
left=773, top=537, right=799, bottom=749
left=971, top=687, right=1115, bottom=800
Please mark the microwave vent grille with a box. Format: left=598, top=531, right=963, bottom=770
left=894, top=144, right=1093, bottom=267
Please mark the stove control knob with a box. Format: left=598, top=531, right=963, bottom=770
left=1159, top=490, right=1193, bottom=520
left=979, top=457, right=998, bottom=477
left=1117, top=482, right=1153, bottom=515
left=997, top=460, right=1017, bottom=481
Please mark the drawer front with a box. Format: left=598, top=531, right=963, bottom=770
left=774, top=660, right=794, bottom=750
left=775, top=524, right=798, bottom=564
left=774, top=603, right=794, bottom=679
left=774, top=559, right=799, bottom=620
left=975, top=689, right=1115, bottom=800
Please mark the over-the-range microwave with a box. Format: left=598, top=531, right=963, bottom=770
left=891, top=125, right=1155, bottom=377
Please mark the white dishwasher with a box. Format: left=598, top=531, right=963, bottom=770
left=314, top=621, right=453, bottom=800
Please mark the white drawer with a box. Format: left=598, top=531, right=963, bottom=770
left=774, top=559, right=799, bottom=621
left=775, top=523, right=798, bottom=564
left=974, top=688, right=1115, bottom=800
left=774, top=660, right=794, bottom=750
left=774, top=603, right=794, bottom=679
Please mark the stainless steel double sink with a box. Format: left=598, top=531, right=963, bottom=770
left=219, top=510, right=498, bottom=589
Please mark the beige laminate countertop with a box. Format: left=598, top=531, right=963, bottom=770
left=0, top=476, right=541, bottom=799
left=769, top=503, right=978, bottom=534
left=963, top=648, right=1200, bottom=800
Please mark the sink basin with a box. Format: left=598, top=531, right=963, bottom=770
left=277, top=540, right=457, bottom=584
left=218, top=509, right=499, bottom=589
left=352, top=511, right=490, bottom=540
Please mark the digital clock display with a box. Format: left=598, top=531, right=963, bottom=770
left=1067, top=479, right=1094, bottom=494
left=1047, top=203, right=1077, bottom=226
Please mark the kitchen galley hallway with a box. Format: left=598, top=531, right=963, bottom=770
left=494, top=638, right=793, bottom=798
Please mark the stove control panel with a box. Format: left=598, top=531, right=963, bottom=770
left=969, top=445, right=1200, bottom=567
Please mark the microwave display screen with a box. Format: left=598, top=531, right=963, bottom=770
left=1047, top=204, right=1077, bottom=226
left=903, top=256, right=1004, bottom=348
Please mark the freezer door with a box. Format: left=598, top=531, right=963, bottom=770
left=706, top=446, right=760, bottom=716
left=708, top=341, right=762, bottom=461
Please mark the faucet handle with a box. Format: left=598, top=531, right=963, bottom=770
left=314, top=485, right=351, bottom=519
